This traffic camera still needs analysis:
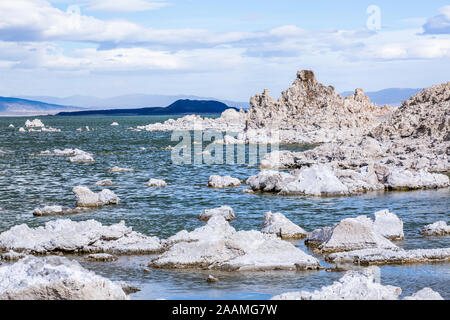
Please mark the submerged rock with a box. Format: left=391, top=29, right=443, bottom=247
left=0, top=256, right=127, bottom=300
left=207, top=175, right=241, bottom=188
left=420, top=221, right=450, bottom=236
left=146, top=179, right=167, bottom=187
left=150, top=216, right=320, bottom=271
left=73, top=186, right=120, bottom=207
left=33, top=205, right=90, bottom=217
left=0, top=219, right=163, bottom=255
left=198, top=206, right=236, bottom=222
left=271, top=267, right=402, bottom=300
left=109, top=166, right=133, bottom=173
left=326, top=247, right=450, bottom=265
left=95, top=179, right=113, bottom=186
left=85, top=253, right=118, bottom=262
left=261, top=212, right=307, bottom=239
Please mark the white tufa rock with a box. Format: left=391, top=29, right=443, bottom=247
left=326, top=247, right=450, bottom=265
left=385, top=168, right=449, bottom=190
left=371, top=210, right=404, bottom=241
left=261, top=212, right=307, bottom=239
left=307, top=217, right=398, bottom=253
left=403, top=288, right=444, bottom=300
left=0, top=256, right=128, bottom=300
left=199, top=206, right=236, bottom=222
left=420, top=221, right=450, bottom=236
left=8, top=124, right=14, bottom=128
left=146, top=179, right=167, bottom=187
left=207, top=175, right=241, bottom=188
left=33, top=205, right=90, bottom=217
left=95, top=179, right=113, bottom=186
left=151, top=216, right=320, bottom=271
left=85, top=253, right=118, bottom=262
left=110, top=122, right=119, bottom=126
left=18, top=127, right=26, bottom=132
left=25, top=119, right=44, bottom=128
left=0, top=219, right=163, bottom=255
left=73, top=186, right=120, bottom=207
left=271, top=267, right=402, bottom=300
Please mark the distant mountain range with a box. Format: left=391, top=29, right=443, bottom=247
left=0, top=88, right=424, bottom=116
left=341, top=88, right=422, bottom=106
left=19, top=94, right=249, bottom=111
left=0, top=96, right=84, bottom=116
left=57, top=100, right=236, bottom=116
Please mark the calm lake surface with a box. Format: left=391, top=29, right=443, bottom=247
left=0, top=115, right=449, bottom=299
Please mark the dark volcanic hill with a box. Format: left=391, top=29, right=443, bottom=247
left=56, top=99, right=236, bottom=116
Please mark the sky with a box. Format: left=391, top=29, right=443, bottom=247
left=0, top=0, right=449, bottom=101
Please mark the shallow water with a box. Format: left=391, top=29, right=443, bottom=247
left=0, top=116, right=449, bottom=299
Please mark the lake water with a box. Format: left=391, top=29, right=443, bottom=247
left=0, top=116, right=449, bottom=299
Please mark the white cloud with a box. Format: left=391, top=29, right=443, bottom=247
left=79, top=0, right=169, bottom=12
left=423, top=5, right=450, bottom=34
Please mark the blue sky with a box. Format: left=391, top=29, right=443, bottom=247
left=0, top=0, right=449, bottom=101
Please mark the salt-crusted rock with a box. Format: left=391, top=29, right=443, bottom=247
left=326, top=248, right=450, bottom=265
left=207, top=175, right=241, bottom=188
left=110, top=122, right=119, bottom=126
left=34, top=148, right=94, bottom=163
left=213, top=135, right=245, bottom=145
left=305, top=227, right=334, bottom=247
left=199, top=206, right=236, bottom=222
left=309, top=217, right=398, bottom=253
left=385, top=168, right=449, bottom=190
left=146, top=179, right=167, bottom=187
left=109, top=166, right=133, bottom=173
left=0, top=219, right=163, bottom=255
left=18, top=127, right=26, bottom=132
left=261, top=212, right=307, bottom=239
left=0, top=256, right=127, bottom=300
left=25, top=119, right=44, bottom=128
left=33, top=205, right=90, bottom=217
left=85, top=253, right=118, bottom=262
left=206, top=275, right=219, bottom=283
left=371, top=210, right=404, bottom=241
left=73, top=186, right=119, bottom=207
left=247, top=166, right=349, bottom=196
left=420, top=221, right=450, bottom=236
left=151, top=216, right=320, bottom=271
left=8, top=124, right=14, bottom=128
left=220, top=109, right=242, bottom=121
left=95, top=179, right=113, bottom=186
left=271, top=267, right=402, bottom=300
left=403, top=288, right=444, bottom=300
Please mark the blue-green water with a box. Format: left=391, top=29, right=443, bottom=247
left=0, top=116, right=449, bottom=300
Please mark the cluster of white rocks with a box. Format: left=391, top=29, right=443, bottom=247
left=420, top=221, right=450, bottom=236
left=135, top=109, right=246, bottom=133
left=18, top=119, right=61, bottom=133
left=73, top=186, right=120, bottom=207
left=207, top=175, right=241, bottom=188
left=150, top=216, right=320, bottom=271
left=271, top=267, right=443, bottom=300
left=0, top=256, right=128, bottom=300
left=257, top=82, right=450, bottom=194
left=0, top=219, right=164, bottom=255
left=33, top=148, right=95, bottom=163
left=247, top=165, right=449, bottom=196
